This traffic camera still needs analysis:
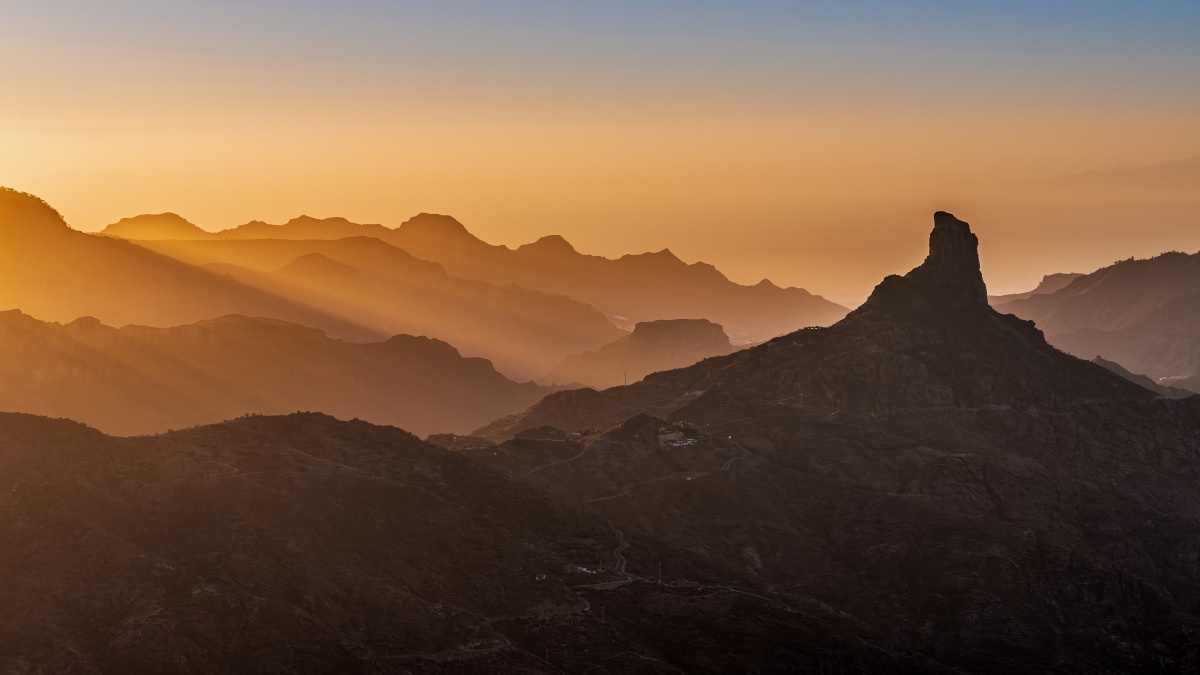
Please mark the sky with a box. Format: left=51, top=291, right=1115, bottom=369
left=1, top=0, right=1198, bottom=304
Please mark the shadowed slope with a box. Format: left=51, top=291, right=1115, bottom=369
left=0, top=311, right=555, bottom=436
left=996, top=250, right=1200, bottom=386
left=0, top=309, right=554, bottom=437
left=0, top=412, right=950, bottom=673
left=463, top=212, right=1200, bottom=672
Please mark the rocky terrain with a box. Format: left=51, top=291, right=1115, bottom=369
left=0, top=311, right=554, bottom=436
left=542, top=318, right=735, bottom=389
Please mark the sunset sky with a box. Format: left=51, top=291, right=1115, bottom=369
left=2, top=1, right=1197, bottom=304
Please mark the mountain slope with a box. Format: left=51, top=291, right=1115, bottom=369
left=105, top=210, right=849, bottom=343
left=465, top=212, right=1200, bottom=671
left=0, top=188, right=378, bottom=340
left=995, top=250, right=1200, bottom=383
left=988, top=272, right=1083, bottom=304
left=0, top=311, right=555, bottom=436
left=134, top=236, right=624, bottom=378
left=387, top=214, right=849, bottom=342
left=0, top=411, right=951, bottom=673
left=542, top=318, right=735, bottom=389
left=481, top=211, right=1150, bottom=439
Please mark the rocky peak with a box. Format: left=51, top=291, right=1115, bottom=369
left=911, top=211, right=987, bottom=304
left=854, top=212, right=988, bottom=317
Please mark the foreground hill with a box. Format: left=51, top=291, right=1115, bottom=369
left=0, top=412, right=951, bottom=673
left=133, top=236, right=623, bottom=378
left=542, top=318, right=736, bottom=389
left=468, top=212, right=1200, bottom=671
left=995, top=250, right=1200, bottom=389
left=0, top=311, right=553, bottom=436
left=105, top=211, right=849, bottom=343
left=0, top=188, right=376, bottom=340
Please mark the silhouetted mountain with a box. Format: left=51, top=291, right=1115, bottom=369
left=995, top=250, right=1200, bottom=385
left=107, top=209, right=849, bottom=342
left=988, top=272, right=1083, bottom=304
left=465, top=212, right=1200, bottom=671
left=0, top=411, right=960, bottom=673
left=1091, top=356, right=1194, bottom=399
left=542, top=318, right=735, bottom=389
left=102, top=212, right=212, bottom=240
left=388, top=213, right=849, bottom=342
left=134, top=236, right=624, bottom=378
left=223, top=215, right=395, bottom=240
left=0, top=311, right=554, bottom=436
left=482, top=211, right=1146, bottom=438
left=0, top=188, right=378, bottom=340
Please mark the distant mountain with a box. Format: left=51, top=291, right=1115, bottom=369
left=105, top=211, right=849, bottom=342
left=994, top=250, right=1200, bottom=384
left=1091, top=355, right=1194, bottom=399
left=388, top=214, right=849, bottom=342
left=0, top=188, right=376, bottom=340
left=133, top=236, right=624, bottom=378
left=988, top=272, right=1083, bottom=304
left=1016, top=156, right=1200, bottom=192
left=0, top=311, right=554, bottom=436
left=99, top=213, right=394, bottom=241
left=103, top=213, right=211, bottom=240
left=542, top=318, right=735, bottom=389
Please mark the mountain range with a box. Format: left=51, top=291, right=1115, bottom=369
left=103, top=211, right=849, bottom=345
left=0, top=311, right=552, bottom=436
left=130, top=235, right=622, bottom=379
left=994, top=249, right=1200, bottom=391
left=7, top=210, right=1200, bottom=670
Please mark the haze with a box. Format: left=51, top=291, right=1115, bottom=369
left=2, top=1, right=1198, bottom=304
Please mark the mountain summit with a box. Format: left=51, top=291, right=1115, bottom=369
left=479, top=211, right=1149, bottom=438
left=855, top=210, right=987, bottom=318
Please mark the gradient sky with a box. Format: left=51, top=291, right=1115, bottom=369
left=2, top=1, right=1198, bottom=304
